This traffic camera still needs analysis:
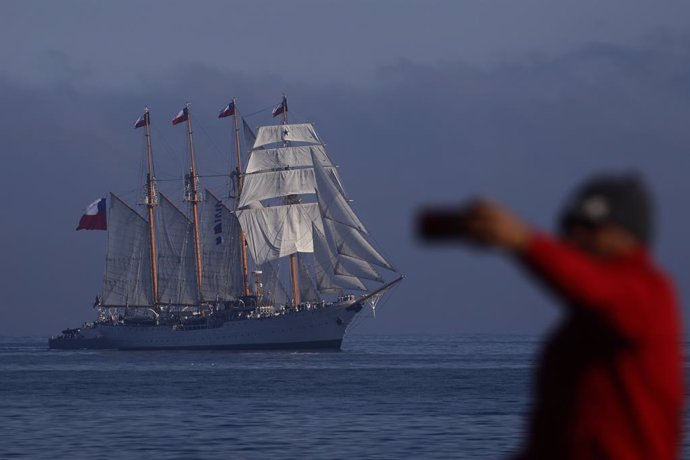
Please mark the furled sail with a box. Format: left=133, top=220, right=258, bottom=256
left=155, top=194, right=199, bottom=305
left=239, top=168, right=317, bottom=208
left=253, top=123, right=320, bottom=149
left=201, top=190, right=244, bottom=301
left=236, top=203, right=323, bottom=265
left=240, top=143, right=344, bottom=208
left=102, top=193, right=154, bottom=306
left=245, top=145, right=332, bottom=174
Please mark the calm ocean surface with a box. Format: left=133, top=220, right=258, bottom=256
left=0, top=334, right=687, bottom=459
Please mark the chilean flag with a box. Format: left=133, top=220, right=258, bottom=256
left=272, top=96, right=288, bottom=118
left=172, top=107, right=189, bottom=125
left=76, top=198, right=107, bottom=231
left=218, top=101, right=235, bottom=118
left=134, top=112, right=149, bottom=129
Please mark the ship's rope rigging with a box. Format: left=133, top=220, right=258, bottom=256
left=128, top=104, right=313, bottom=207
left=150, top=122, right=185, bottom=179
left=227, top=101, right=310, bottom=126
left=345, top=280, right=398, bottom=334
left=240, top=102, right=281, bottom=120
left=192, top=115, right=236, bottom=177
left=108, top=101, right=398, bottom=306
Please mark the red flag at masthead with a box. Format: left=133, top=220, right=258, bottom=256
left=272, top=96, right=288, bottom=118
left=134, top=111, right=149, bottom=129
left=76, top=198, right=107, bottom=231
left=172, top=106, right=189, bottom=126
left=218, top=101, right=236, bottom=118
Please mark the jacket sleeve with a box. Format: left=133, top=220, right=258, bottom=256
left=520, top=233, right=651, bottom=337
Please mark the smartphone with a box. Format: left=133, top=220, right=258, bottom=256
left=417, top=207, right=468, bottom=240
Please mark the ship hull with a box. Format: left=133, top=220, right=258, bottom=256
left=49, top=302, right=362, bottom=351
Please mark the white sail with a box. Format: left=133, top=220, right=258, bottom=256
left=259, top=261, right=290, bottom=305
left=313, top=224, right=366, bottom=292
left=236, top=203, right=323, bottom=265
left=155, top=194, right=199, bottom=305
left=201, top=191, right=244, bottom=301
left=324, top=218, right=394, bottom=270
left=239, top=168, right=316, bottom=208
left=102, top=193, right=154, bottom=306
left=335, top=255, right=383, bottom=282
left=311, top=149, right=393, bottom=272
left=253, top=123, right=320, bottom=149
left=245, top=145, right=333, bottom=174
left=242, top=118, right=258, bottom=151
left=311, top=149, right=366, bottom=232
left=297, top=254, right=320, bottom=302
left=235, top=121, right=395, bottom=297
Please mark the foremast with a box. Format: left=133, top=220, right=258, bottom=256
left=143, top=107, right=159, bottom=307
left=279, top=95, right=301, bottom=308
left=235, top=100, right=399, bottom=306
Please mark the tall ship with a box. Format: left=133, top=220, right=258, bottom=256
left=49, top=96, right=402, bottom=350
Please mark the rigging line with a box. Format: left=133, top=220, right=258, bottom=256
left=240, top=103, right=276, bottom=120
left=173, top=117, right=229, bottom=178
left=322, top=169, right=395, bottom=272
left=374, top=291, right=393, bottom=314
left=150, top=123, right=186, bottom=176
left=198, top=173, right=232, bottom=179
left=347, top=312, right=369, bottom=334
left=154, top=173, right=231, bottom=182
left=285, top=108, right=309, bottom=125
left=111, top=186, right=143, bottom=197
left=137, top=135, right=147, bottom=199
left=194, top=117, right=232, bottom=164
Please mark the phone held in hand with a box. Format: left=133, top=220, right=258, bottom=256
left=417, top=207, right=469, bottom=241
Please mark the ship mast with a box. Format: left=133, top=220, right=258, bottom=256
left=231, top=98, right=251, bottom=297
left=183, top=103, right=204, bottom=301
left=143, top=107, right=159, bottom=307
left=281, top=95, right=300, bottom=308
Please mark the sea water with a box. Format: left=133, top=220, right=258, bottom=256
left=0, top=335, right=687, bottom=459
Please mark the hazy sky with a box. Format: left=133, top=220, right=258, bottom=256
left=2, top=1, right=690, bottom=336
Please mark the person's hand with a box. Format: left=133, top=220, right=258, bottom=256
left=460, top=200, right=532, bottom=253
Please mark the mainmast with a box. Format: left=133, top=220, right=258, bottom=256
left=280, top=94, right=300, bottom=308
left=182, top=103, right=204, bottom=301
left=143, top=107, right=159, bottom=307
left=231, top=98, right=251, bottom=297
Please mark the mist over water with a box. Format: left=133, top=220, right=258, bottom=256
left=1, top=334, right=688, bottom=459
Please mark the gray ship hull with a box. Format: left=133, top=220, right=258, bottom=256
left=49, top=301, right=362, bottom=351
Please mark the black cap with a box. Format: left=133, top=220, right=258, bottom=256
left=559, top=173, right=654, bottom=244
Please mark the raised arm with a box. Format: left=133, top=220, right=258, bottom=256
left=521, top=233, right=654, bottom=336
left=457, top=201, right=656, bottom=337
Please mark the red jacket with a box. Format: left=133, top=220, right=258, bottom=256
left=517, top=233, right=684, bottom=460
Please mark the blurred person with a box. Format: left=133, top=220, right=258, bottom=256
left=419, top=174, right=684, bottom=460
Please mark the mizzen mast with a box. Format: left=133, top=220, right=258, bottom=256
left=142, top=107, right=159, bottom=306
